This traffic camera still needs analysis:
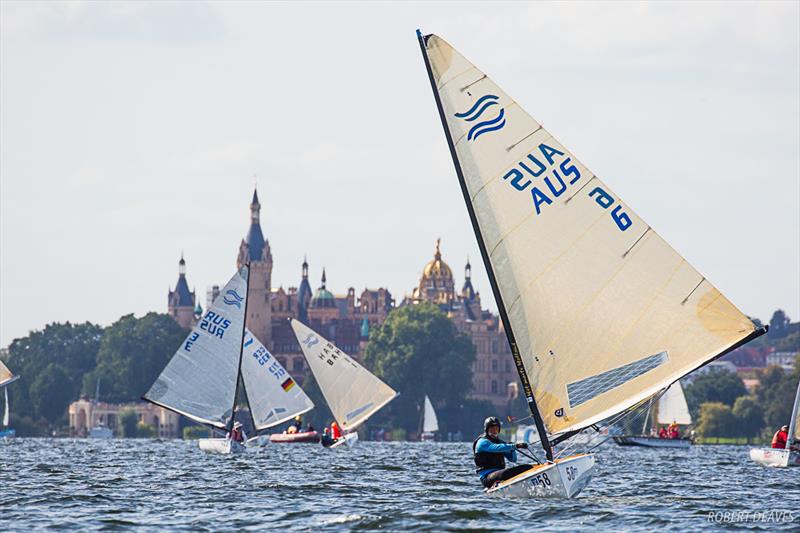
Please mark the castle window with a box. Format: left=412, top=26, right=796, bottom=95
left=492, top=359, right=498, bottom=372
left=293, top=358, right=304, bottom=372
left=505, top=360, right=511, bottom=373
left=491, top=380, right=498, bottom=394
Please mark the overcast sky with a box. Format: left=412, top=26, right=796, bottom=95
left=1, top=1, right=798, bottom=347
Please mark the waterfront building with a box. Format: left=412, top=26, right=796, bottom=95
left=68, top=398, right=180, bottom=438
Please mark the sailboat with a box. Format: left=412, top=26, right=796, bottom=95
left=750, top=379, right=800, bottom=467
left=420, top=395, right=439, bottom=441
left=144, top=265, right=314, bottom=454
left=88, top=380, right=113, bottom=439
left=613, top=382, right=693, bottom=448
left=1, top=360, right=19, bottom=438
left=416, top=30, right=766, bottom=498
left=291, top=319, right=397, bottom=448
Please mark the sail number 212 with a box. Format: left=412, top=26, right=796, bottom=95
left=589, top=187, right=632, bottom=231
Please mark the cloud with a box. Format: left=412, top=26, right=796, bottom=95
left=0, top=0, right=225, bottom=43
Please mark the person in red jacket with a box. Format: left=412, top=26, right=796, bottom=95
left=771, top=425, right=789, bottom=449
left=228, top=421, right=245, bottom=443
left=658, top=426, right=668, bottom=439
left=331, top=421, right=343, bottom=440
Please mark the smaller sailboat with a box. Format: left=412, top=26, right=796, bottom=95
left=144, top=265, right=314, bottom=454
left=1, top=360, right=19, bottom=439
left=613, top=382, right=693, bottom=448
left=88, top=380, right=113, bottom=439
left=420, top=395, right=438, bottom=441
left=291, top=319, right=397, bottom=448
left=750, top=379, right=800, bottom=467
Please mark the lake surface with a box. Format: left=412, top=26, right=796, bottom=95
left=1, top=439, right=797, bottom=531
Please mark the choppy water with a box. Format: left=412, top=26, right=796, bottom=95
left=1, top=439, right=797, bottom=531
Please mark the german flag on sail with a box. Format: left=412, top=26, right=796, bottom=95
left=281, top=377, right=295, bottom=392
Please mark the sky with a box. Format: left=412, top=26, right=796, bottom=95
left=1, top=1, right=798, bottom=347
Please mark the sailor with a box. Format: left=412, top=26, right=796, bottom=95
left=473, top=416, right=533, bottom=489
left=658, top=426, right=668, bottom=439
left=331, top=421, right=343, bottom=441
left=287, top=415, right=303, bottom=434
left=321, top=427, right=335, bottom=447
left=771, top=425, right=789, bottom=449
left=668, top=423, right=680, bottom=440
left=228, top=421, right=245, bottom=443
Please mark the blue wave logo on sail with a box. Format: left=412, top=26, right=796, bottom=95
left=302, top=333, right=319, bottom=348
left=454, top=94, right=506, bottom=141
left=222, top=289, right=244, bottom=308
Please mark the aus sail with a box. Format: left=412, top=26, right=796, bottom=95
left=420, top=32, right=765, bottom=436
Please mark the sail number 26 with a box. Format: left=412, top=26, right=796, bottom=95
left=589, top=187, right=632, bottom=231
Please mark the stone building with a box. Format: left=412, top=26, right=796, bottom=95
left=167, top=254, right=198, bottom=329
left=404, top=239, right=519, bottom=411
left=68, top=398, right=180, bottom=438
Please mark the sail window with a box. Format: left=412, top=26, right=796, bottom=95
left=566, top=351, right=668, bottom=408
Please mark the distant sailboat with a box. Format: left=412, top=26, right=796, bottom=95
left=89, top=380, right=113, bottom=439
left=420, top=395, right=438, bottom=441
left=613, top=382, right=693, bottom=448
left=416, top=30, right=766, bottom=498
left=1, top=360, right=19, bottom=439
left=144, top=265, right=314, bottom=454
left=291, top=319, right=397, bottom=448
left=750, top=379, right=800, bottom=467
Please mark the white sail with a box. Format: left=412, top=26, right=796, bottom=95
left=3, top=388, right=9, bottom=427
left=291, top=319, right=397, bottom=431
left=0, top=360, right=19, bottom=389
left=656, top=382, right=691, bottom=425
left=420, top=33, right=760, bottom=436
left=144, top=266, right=249, bottom=429
left=422, top=395, right=439, bottom=433
left=241, top=328, right=314, bottom=431
left=788, top=379, right=800, bottom=449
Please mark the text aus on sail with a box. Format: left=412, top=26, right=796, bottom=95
left=501, top=143, right=632, bottom=232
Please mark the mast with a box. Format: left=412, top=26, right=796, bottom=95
left=787, top=379, right=800, bottom=450
left=228, top=262, right=251, bottom=434
left=416, top=29, right=554, bottom=462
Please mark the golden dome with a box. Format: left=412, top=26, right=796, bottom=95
left=422, top=239, right=453, bottom=280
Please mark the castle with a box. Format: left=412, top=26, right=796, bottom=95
left=168, top=190, right=518, bottom=411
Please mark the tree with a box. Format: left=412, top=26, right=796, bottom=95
left=119, top=409, right=138, bottom=438
left=775, top=332, right=800, bottom=353
left=83, top=313, right=188, bottom=403
left=696, top=402, right=736, bottom=438
left=5, top=322, right=103, bottom=429
left=769, top=309, right=791, bottom=339
left=363, top=303, right=476, bottom=434
left=731, top=396, right=763, bottom=439
left=684, top=369, right=747, bottom=418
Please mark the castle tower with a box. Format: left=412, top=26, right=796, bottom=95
left=297, top=256, right=313, bottom=324
left=411, top=239, right=455, bottom=305
left=237, top=188, right=273, bottom=347
left=168, top=254, right=196, bottom=329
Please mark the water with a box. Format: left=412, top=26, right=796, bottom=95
left=1, top=439, right=797, bottom=531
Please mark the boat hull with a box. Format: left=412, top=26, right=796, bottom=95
left=89, top=426, right=113, bottom=439
left=198, top=438, right=245, bottom=454
left=269, top=431, right=320, bottom=444
left=245, top=435, right=270, bottom=448
left=327, top=432, right=358, bottom=449
left=749, top=447, right=800, bottom=468
left=0, top=428, right=15, bottom=439
left=613, top=436, right=692, bottom=448
left=486, top=454, right=595, bottom=499
left=420, top=432, right=435, bottom=441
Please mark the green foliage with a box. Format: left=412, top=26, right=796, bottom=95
left=756, top=360, right=800, bottom=430
left=363, top=303, right=476, bottom=434
left=136, top=422, right=156, bottom=438
left=731, top=396, right=763, bottom=439
left=774, top=332, right=800, bottom=353
left=11, top=415, right=48, bottom=437
left=389, top=428, right=407, bottom=441
left=684, top=370, right=747, bottom=418
left=83, top=313, right=188, bottom=403
left=183, top=425, right=211, bottom=440
left=768, top=310, right=791, bottom=339
left=696, top=402, right=736, bottom=438
left=4, top=322, right=103, bottom=429
left=119, top=409, right=138, bottom=438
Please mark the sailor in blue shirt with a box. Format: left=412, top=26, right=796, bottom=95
left=472, top=417, right=534, bottom=488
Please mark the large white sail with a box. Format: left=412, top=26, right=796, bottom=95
left=788, top=379, right=800, bottom=448
left=656, top=382, right=691, bottom=425
left=420, top=33, right=761, bottom=436
left=0, top=360, right=19, bottom=388
left=241, top=328, right=314, bottom=431
left=422, top=395, right=439, bottom=433
left=144, top=266, right=249, bottom=429
left=291, top=319, right=397, bottom=431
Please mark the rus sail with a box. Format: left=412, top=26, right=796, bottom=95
left=656, top=382, right=692, bottom=426
left=144, top=266, right=249, bottom=429
left=240, top=329, right=314, bottom=431
left=418, top=32, right=765, bottom=439
left=423, top=395, right=439, bottom=434
left=291, top=319, right=397, bottom=432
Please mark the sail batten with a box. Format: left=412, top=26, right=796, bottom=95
left=420, top=31, right=764, bottom=437
left=291, top=319, right=396, bottom=432
left=143, top=266, right=249, bottom=429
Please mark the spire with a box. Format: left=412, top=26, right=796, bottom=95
left=321, top=268, right=327, bottom=289
left=250, top=187, right=261, bottom=224
left=302, top=255, right=308, bottom=279
left=434, top=238, right=442, bottom=260
left=244, top=189, right=266, bottom=261
left=465, top=257, right=471, bottom=280
left=179, top=252, right=186, bottom=276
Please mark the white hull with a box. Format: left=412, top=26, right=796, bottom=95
left=198, top=438, right=245, bottom=454
left=486, top=454, right=595, bottom=499
left=245, top=435, right=270, bottom=448
left=420, top=432, right=435, bottom=442
left=89, top=426, right=113, bottom=439
left=749, top=447, right=800, bottom=468
left=613, top=436, right=691, bottom=448
left=329, top=432, right=359, bottom=449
